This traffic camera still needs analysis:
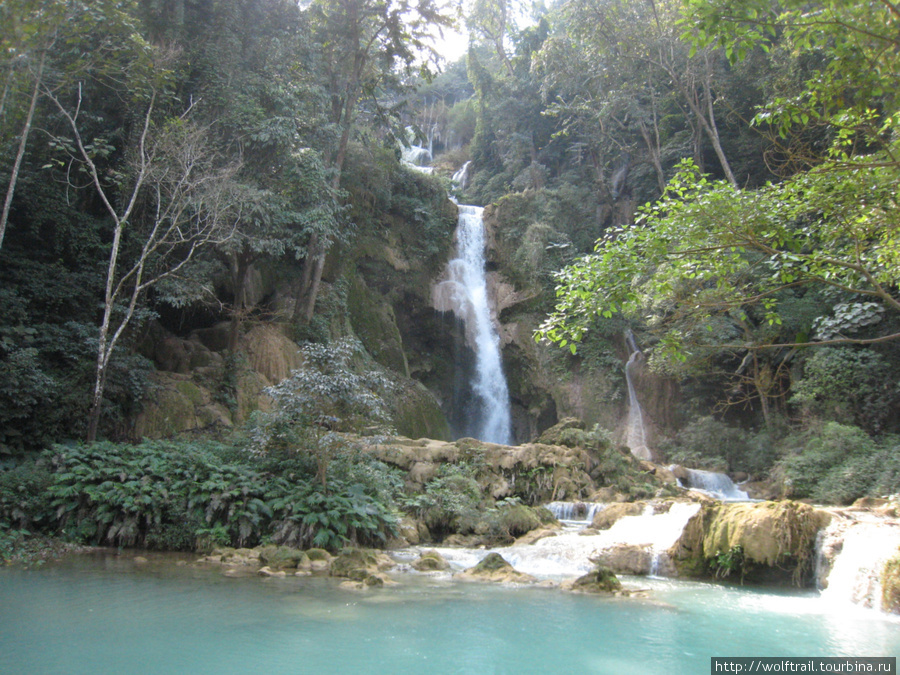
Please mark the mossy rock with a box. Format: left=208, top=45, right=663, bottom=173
left=536, top=417, right=586, bottom=446
left=669, top=500, right=831, bottom=586
left=390, top=380, right=451, bottom=441
left=411, top=549, right=451, bottom=572
left=496, top=504, right=544, bottom=538
left=258, top=545, right=310, bottom=570
left=567, top=565, right=623, bottom=594
left=330, top=547, right=395, bottom=579
left=305, top=548, right=333, bottom=562
left=346, top=274, right=409, bottom=376
left=882, top=553, right=900, bottom=614
left=457, top=552, right=537, bottom=584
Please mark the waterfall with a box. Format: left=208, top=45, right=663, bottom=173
left=624, top=331, right=652, bottom=460
left=429, top=501, right=701, bottom=579
left=546, top=501, right=606, bottom=525
left=432, top=205, right=512, bottom=444
left=401, top=126, right=434, bottom=174
left=817, top=516, right=900, bottom=610
left=681, top=468, right=750, bottom=501
left=452, top=161, right=471, bottom=192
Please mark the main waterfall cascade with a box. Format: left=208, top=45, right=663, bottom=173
left=624, top=331, right=652, bottom=460
left=432, top=205, right=513, bottom=445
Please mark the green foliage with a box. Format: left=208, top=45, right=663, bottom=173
left=0, top=439, right=398, bottom=552
left=774, top=422, right=897, bottom=504
left=661, top=416, right=781, bottom=476
left=403, top=464, right=484, bottom=539
left=251, top=337, right=394, bottom=486
left=713, top=545, right=745, bottom=581
left=790, top=348, right=900, bottom=434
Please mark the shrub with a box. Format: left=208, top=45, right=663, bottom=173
left=775, top=422, right=881, bottom=504
left=4, top=438, right=399, bottom=553
left=790, top=347, right=900, bottom=434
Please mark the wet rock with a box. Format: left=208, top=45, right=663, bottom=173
left=591, top=502, right=644, bottom=530
left=513, top=527, right=559, bottom=546
left=669, top=500, right=831, bottom=585
left=330, top=548, right=395, bottom=580
left=562, top=566, right=623, bottom=594
left=257, top=566, right=287, bottom=578
left=411, top=550, right=451, bottom=572
left=591, top=544, right=653, bottom=576
left=456, top=552, right=537, bottom=584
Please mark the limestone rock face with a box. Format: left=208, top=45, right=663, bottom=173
left=882, top=555, right=900, bottom=614
left=457, top=552, right=537, bottom=584
left=669, top=500, right=831, bottom=585
left=369, top=436, right=596, bottom=503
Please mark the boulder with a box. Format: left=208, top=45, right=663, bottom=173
left=592, top=502, right=644, bottom=530
left=258, top=545, right=311, bottom=571
left=562, top=566, right=623, bottom=594
left=669, top=500, right=831, bottom=585
left=456, top=552, right=537, bottom=584
left=411, top=549, right=451, bottom=572
left=591, top=545, right=653, bottom=576
left=330, top=548, right=395, bottom=580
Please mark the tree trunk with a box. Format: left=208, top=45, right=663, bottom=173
left=0, top=51, right=45, bottom=252
left=227, top=250, right=252, bottom=352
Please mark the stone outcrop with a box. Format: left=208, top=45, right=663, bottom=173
left=668, top=500, right=831, bottom=585
left=330, top=548, right=396, bottom=581
left=561, top=566, right=623, bottom=594
left=591, top=502, right=644, bottom=530
left=368, top=436, right=597, bottom=503
left=591, top=544, right=653, bottom=576
left=411, top=549, right=451, bottom=572
left=456, top=552, right=537, bottom=584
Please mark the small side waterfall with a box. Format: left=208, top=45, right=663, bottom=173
left=817, top=515, right=900, bottom=610
left=452, top=161, right=471, bottom=192
left=433, top=206, right=512, bottom=444
left=681, top=468, right=750, bottom=501
left=546, top=501, right=605, bottom=525
left=624, top=331, right=652, bottom=460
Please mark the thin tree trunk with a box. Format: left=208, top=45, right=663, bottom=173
left=0, top=50, right=45, bottom=252
left=227, top=250, right=251, bottom=352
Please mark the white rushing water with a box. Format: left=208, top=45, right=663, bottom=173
left=817, top=515, right=900, bottom=610
left=545, top=500, right=605, bottom=525
left=432, top=205, right=512, bottom=444
left=451, top=161, right=471, bottom=192
left=624, top=331, right=651, bottom=460
left=428, top=501, right=702, bottom=579
left=681, top=468, right=750, bottom=501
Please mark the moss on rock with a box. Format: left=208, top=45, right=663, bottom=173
left=565, top=565, right=623, bottom=594
left=457, top=552, right=537, bottom=584
left=668, top=500, right=831, bottom=586
left=882, top=553, right=900, bottom=613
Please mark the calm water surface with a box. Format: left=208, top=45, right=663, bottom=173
left=1, top=552, right=897, bottom=674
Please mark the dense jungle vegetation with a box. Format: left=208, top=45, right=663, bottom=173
left=2, top=0, right=899, bottom=559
